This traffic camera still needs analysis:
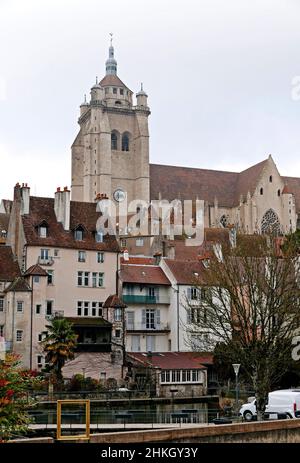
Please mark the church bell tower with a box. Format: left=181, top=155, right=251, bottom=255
left=71, top=36, right=151, bottom=206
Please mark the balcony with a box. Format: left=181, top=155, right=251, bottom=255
left=126, top=322, right=170, bottom=332
left=123, top=294, right=170, bottom=305
left=38, top=256, right=54, bottom=266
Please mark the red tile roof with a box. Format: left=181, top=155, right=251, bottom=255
left=0, top=213, right=9, bottom=232
left=100, top=74, right=131, bottom=92
left=24, top=264, right=48, bottom=277
left=120, top=264, right=171, bottom=285
left=0, top=246, right=21, bottom=281
left=22, top=197, right=119, bottom=252
left=128, top=352, right=213, bottom=369
left=5, top=277, right=31, bottom=292
left=103, top=294, right=127, bottom=308
left=120, top=257, right=155, bottom=265
left=164, top=259, right=206, bottom=285
left=150, top=159, right=300, bottom=210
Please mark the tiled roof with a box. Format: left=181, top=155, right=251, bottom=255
left=5, top=277, right=31, bottom=292
left=24, top=264, right=48, bottom=277
left=100, top=74, right=131, bottom=91
left=150, top=163, right=239, bottom=207
left=150, top=158, right=297, bottom=209
left=120, top=257, right=155, bottom=265
left=128, top=352, right=212, bottom=370
left=164, top=259, right=206, bottom=285
left=0, top=213, right=9, bottom=232
left=0, top=246, right=21, bottom=281
left=22, top=197, right=119, bottom=252
left=103, top=294, right=127, bottom=308
left=120, top=264, right=171, bottom=286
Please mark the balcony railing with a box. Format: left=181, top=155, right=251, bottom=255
left=126, top=323, right=170, bottom=332
left=38, top=256, right=54, bottom=266
left=123, top=295, right=170, bottom=304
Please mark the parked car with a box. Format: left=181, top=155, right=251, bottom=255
left=239, top=389, right=300, bottom=421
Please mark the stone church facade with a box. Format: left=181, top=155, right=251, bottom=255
left=71, top=43, right=300, bottom=236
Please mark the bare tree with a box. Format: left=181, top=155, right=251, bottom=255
left=186, top=236, right=300, bottom=420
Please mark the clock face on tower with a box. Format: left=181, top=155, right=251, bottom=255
left=113, top=188, right=126, bottom=202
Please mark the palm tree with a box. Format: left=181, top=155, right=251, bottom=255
left=42, top=317, right=77, bottom=383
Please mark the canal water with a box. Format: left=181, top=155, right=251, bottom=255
left=29, top=401, right=220, bottom=426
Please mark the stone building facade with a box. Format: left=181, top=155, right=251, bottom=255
left=71, top=41, right=150, bottom=206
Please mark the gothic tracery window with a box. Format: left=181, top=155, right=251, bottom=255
left=261, top=209, right=281, bottom=235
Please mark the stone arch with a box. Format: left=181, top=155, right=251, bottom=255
left=261, top=209, right=281, bottom=235
left=111, top=130, right=120, bottom=150
left=121, top=131, right=131, bottom=152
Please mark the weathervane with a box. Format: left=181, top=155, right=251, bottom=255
left=109, top=32, right=113, bottom=46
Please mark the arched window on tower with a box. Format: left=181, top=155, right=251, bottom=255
left=122, top=133, right=130, bottom=152
left=111, top=132, right=118, bottom=150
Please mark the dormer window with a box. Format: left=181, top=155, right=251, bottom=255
left=95, top=230, right=104, bottom=243
left=38, top=222, right=48, bottom=238
left=74, top=226, right=84, bottom=241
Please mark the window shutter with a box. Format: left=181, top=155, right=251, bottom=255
left=156, top=309, right=161, bottom=328
left=187, top=287, right=192, bottom=300
left=142, top=309, right=146, bottom=329
left=127, top=311, right=134, bottom=330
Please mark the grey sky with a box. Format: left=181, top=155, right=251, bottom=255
left=1, top=0, right=300, bottom=200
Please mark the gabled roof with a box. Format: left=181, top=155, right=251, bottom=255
left=128, top=352, right=212, bottom=370
left=235, top=159, right=268, bottom=201
left=24, top=264, right=48, bottom=277
left=120, top=264, right=171, bottom=286
left=150, top=157, right=300, bottom=209
left=103, top=294, right=127, bottom=308
left=5, top=277, right=31, bottom=292
left=164, top=259, right=206, bottom=285
left=0, top=246, right=21, bottom=281
left=21, top=196, right=119, bottom=252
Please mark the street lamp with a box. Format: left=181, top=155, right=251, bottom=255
left=232, top=363, right=241, bottom=416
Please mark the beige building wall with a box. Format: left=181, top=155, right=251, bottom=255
left=26, top=247, right=118, bottom=317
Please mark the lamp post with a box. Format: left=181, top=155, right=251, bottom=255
left=232, top=363, right=241, bottom=416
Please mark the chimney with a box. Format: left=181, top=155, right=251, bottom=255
left=54, top=186, right=70, bottom=231
left=18, top=183, right=30, bottom=215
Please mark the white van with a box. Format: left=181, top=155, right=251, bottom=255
left=239, top=389, right=300, bottom=421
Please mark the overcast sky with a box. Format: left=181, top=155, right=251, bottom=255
left=1, top=0, right=300, bottom=200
